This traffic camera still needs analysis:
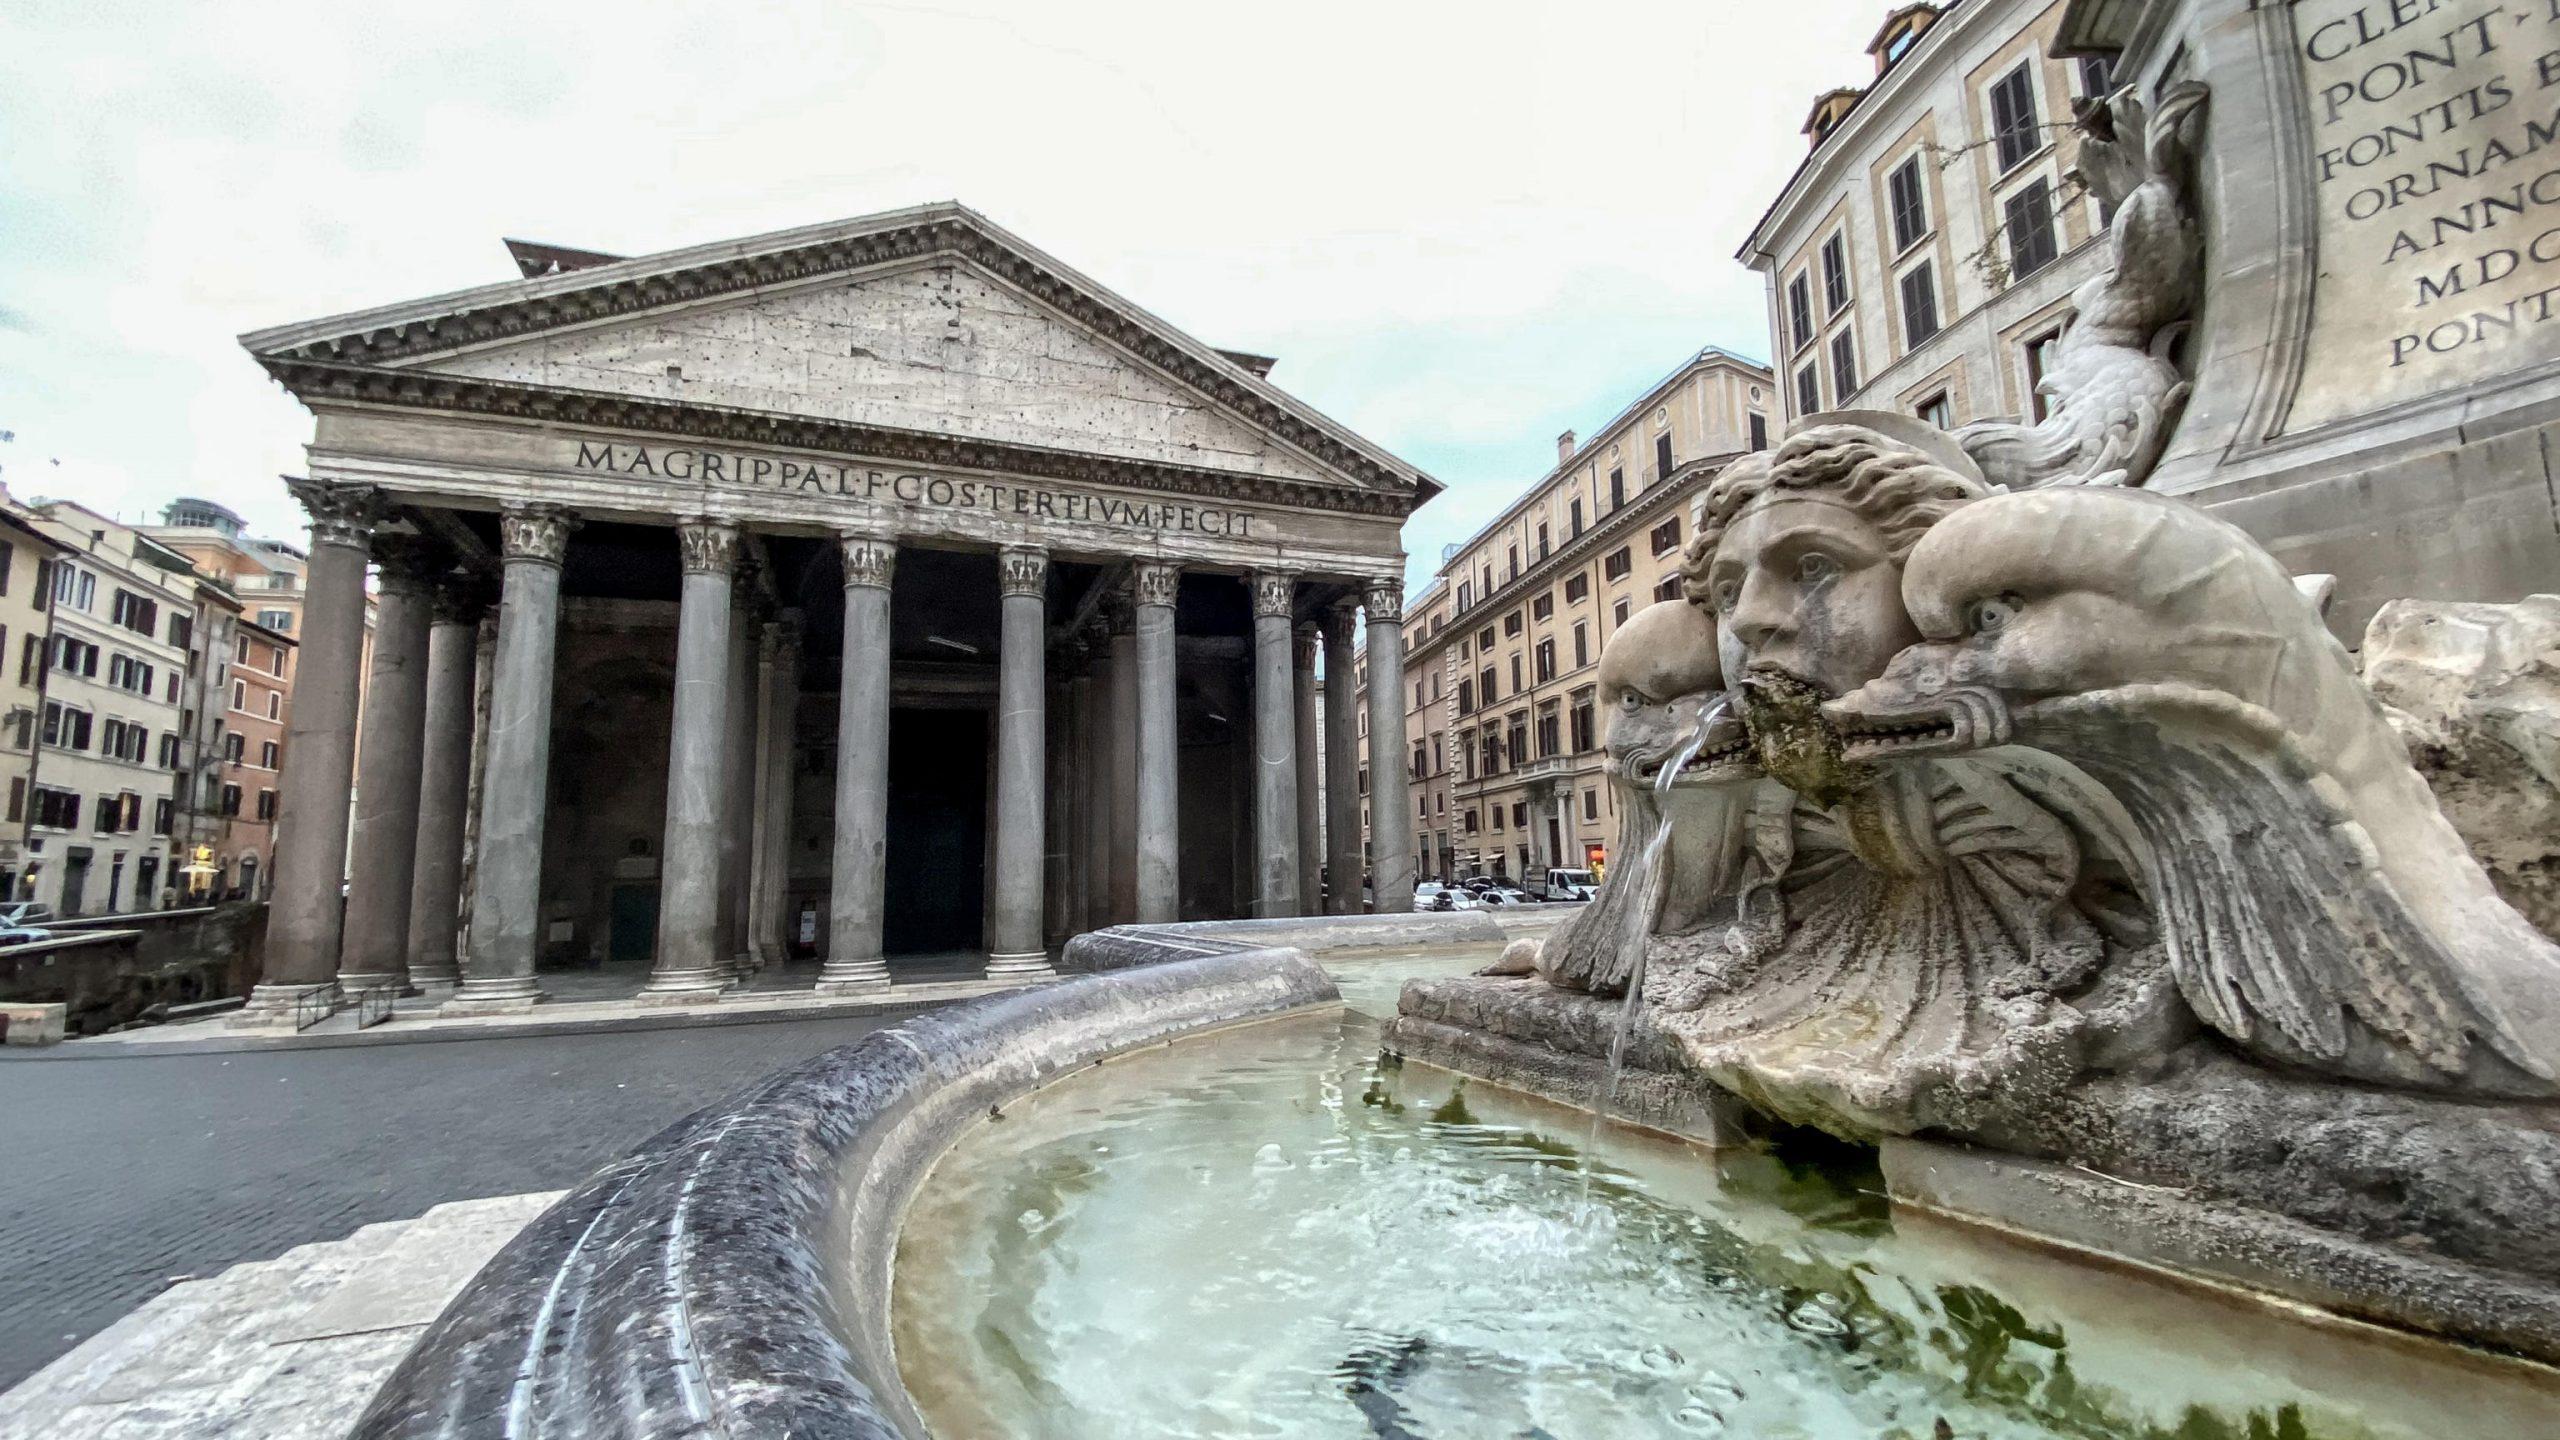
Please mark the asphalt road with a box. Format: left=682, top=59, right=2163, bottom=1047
left=0, top=1012, right=907, bottom=1391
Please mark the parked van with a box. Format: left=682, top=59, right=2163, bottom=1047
left=1540, top=868, right=1597, bottom=902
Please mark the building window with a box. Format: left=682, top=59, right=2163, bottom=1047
left=1653, top=575, right=1682, bottom=603
left=255, top=789, right=277, bottom=822
left=1536, top=637, right=1556, bottom=682
left=1747, top=411, right=1768, bottom=450
left=1479, top=666, right=1497, bottom=706
left=2078, top=53, right=2114, bottom=99
left=1612, top=597, right=1632, bottom=626
left=1536, top=523, right=1550, bottom=559
left=257, top=608, right=291, bottom=632
left=110, top=590, right=159, bottom=636
left=231, top=678, right=246, bottom=710
left=1572, top=622, right=1589, bottom=668
left=1478, top=626, right=1495, bottom=652
left=1787, top=273, right=1815, bottom=350
left=1990, top=61, right=2040, bottom=173
left=1830, top=330, right=1859, bottom=398
left=1568, top=498, right=1585, bottom=537
left=1608, top=468, right=1625, bottom=510
left=2027, top=327, right=2066, bottom=421
left=158, top=732, right=180, bottom=769
left=152, top=797, right=173, bottom=835
left=267, top=693, right=281, bottom=721
left=1601, top=547, right=1633, bottom=581
left=1563, top=572, right=1590, bottom=604
left=220, top=783, right=242, bottom=817
left=1509, top=654, right=1523, bottom=693
left=1456, top=679, right=1475, bottom=716
left=1506, top=715, right=1528, bottom=768
left=1531, top=593, right=1553, bottom=622
left=1583, top=788, right=1600, bottom=821
left=1570, top=692, right=1596, bottom=752
left=1503, top=610, right=1523, bottom=638
left=1916, top=391, right=1954, bottom=429
left=1796, top=362, right=1820, bottom=417
left=1821, top=232, right=1850, bottom=313
left=1901, top=260, right=1941, bottom=347
left=1653, top=432, right=1673, bottom=482
left=223, top=731, right=245, bottom=763
left=2005, top=178, right=2059, bottom=278
left=1889, top=156, right=1929, bottom=252
left=1649, top=518, right=1683, bottom=556
left=31, top=787, right=78, bottom=830
left=1537, top=705, right=1560, bottom=756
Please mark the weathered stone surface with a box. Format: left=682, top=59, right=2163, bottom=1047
left=354, top=951, right=1337, bottom=1439
left=2363, top=595, right=2560, bottom=939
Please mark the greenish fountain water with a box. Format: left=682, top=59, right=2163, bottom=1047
left=890, top=948, right=2560, bottom=1439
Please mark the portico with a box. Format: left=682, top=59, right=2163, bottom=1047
left=237, top=204, right=1429, bottom=1013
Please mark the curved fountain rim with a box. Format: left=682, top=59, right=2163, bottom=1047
left=350, top=945, right=1350, bottom=1440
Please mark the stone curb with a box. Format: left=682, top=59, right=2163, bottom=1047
left=352, top=947, right=1340, bottom=1439
left=11, top=984, right=1032, bottom=1061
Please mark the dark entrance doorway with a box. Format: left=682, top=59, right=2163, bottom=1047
left=60, top=849, right=91, bottom=916
left=882, top=706, right=987, bottom=955
left=608, top=884, right=660, bottom=964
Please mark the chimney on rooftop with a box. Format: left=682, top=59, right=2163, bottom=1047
left=1556, top=430, right=1577, bottom=465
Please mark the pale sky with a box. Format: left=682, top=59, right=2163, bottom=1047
left=1, top=0, right=1890, bottom=590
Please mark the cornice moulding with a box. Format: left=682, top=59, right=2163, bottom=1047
left=266, top=357, right=1415, bottom=519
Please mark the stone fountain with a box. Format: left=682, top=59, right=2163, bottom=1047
left=1396, top=82, right=2560, bottom=1364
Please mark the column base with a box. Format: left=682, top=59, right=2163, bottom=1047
left=441, top=976, right=545, bottom=1016
left=335, top=971, right=421, bottom=999
left=637, top=965, right=733, bottom=1004
left=406, top=965, right=462, bottom=989
left=814, top=956, right=890, bottom=995
left=230, top=983, right=338, bottom=1028
left=984, top=950, right=1056, bottom=980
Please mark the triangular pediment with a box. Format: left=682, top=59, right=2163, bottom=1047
left=421, top=261, right=1348, bottom=489
left=241, top=204, right=1434, bottom=508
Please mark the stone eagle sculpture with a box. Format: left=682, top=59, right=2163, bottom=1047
left=1957, top=81, right=2208, bottom=489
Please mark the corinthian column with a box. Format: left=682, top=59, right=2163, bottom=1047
left=750, top=616, right=800, bottom=968
left=448, top=504, right=577, bottom=1012
left=1293, top=621, right=1321, bottom=914
left=1363, top=579, right=1415, bottom=913
left=1322, top=598, right=1363, bottom=914
left=819, top=532, right=895, bottom=993
left=641, top=517, right=741, bottom=1001
left=405, top=571, right=488, bottom=987
left=986, top=545, right=1052, bottom=976
left=244, top=481, right=381, bottom=1015
left=1249, top=570, right=1301, bottom=917
left=720, top=561, right=760, bottom=977
left=1131, top=560, right=1180, bottom=923
left=335, top=535, right=442, bottom=995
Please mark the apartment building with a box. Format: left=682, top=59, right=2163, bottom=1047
left=21, top=502, right=200, bottom=914
left=0, top=490, right=70, bottom=901
left=1359, top=347, right=1771, bottom=887
left=146, top=497, right=328, bottom=901
left=209, top=619, right=293, bottom=899
left=1738, top=0, right=2116, bottom=430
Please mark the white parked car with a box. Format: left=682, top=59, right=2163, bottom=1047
left=1540, top=869, right=1598, bottom=902
left=0, top=902, right=56, bottom=928
left=1413, top=882, right=1479, bottom=913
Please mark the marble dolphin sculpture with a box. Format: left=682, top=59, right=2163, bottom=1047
left=1828, top=486, right=2560, bottom=1097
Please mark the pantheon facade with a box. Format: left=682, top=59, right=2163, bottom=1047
left=236, top=204, right=1428, bottom=1013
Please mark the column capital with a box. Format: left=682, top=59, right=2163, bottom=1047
left=761, top=614, right=803, bottom=660
left=369, top=534, right=449, bottom=598
left=675, top=516, right=742, bottom=576
left=839, top=532, right=896, bottom=590
left=1293, top=622, right=1320, bottom=670
left=288, top=480, right=387, bottom=553
left=498, top=504, right=579, bottom=567
left=1250, top=569, right=1298, bottom=619
left=1363, top=579, right=1405, bottom=624
left=1098, top=591, right=1135, bottom=637
left=1324, top=593, right=1362, bottom=630
left=997, top=545, right=1048, bottom=599
left=1130, top=559, right=1180, bottom=610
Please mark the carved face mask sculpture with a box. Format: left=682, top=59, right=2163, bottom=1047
left=1687, top=424, right=1992, bottom=808
left=1598, top=596, right=1739, bottom=787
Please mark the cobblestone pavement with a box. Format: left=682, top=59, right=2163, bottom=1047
left=0, top=1010, right=906, bottom=1390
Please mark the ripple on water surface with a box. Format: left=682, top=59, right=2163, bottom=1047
left=891, top=950, right=2560, bottom=1440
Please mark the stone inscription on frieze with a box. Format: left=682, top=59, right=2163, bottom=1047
left=568, top=441, right=1257, bottom=538
left=2290, top=0, right=2560, bottom=430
